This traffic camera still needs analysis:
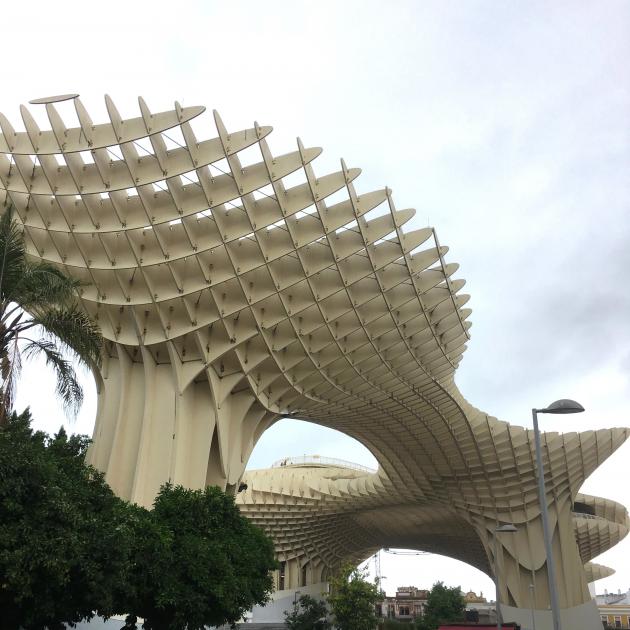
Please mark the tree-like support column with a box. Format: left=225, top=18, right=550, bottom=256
left=479, top=490, right=629, bottom=629
left=88, top=344, right=277, bottom=507
left=477, top=503, right=594, bottom=628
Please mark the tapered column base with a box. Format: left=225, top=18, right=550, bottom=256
left=501, top=599, right=602, bottom=630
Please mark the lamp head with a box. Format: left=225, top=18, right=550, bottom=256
left=540, top=399, right=585, bottom=415
left=495, top=524, right=517, bottom=533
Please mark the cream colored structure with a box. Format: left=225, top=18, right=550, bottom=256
left=239, top=460, right=628, bottom=628
left=0, top=95, right=626, bottom=630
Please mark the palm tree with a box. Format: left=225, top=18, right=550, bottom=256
left=0, top=204, right=102, bottom=427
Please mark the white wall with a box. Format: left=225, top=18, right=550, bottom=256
left=250, top=582, right=330, bottom=623
left=502, top=599, right=602, bottom=630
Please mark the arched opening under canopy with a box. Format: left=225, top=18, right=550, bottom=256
left=246, top=417, right=378, bottom=472
left=359, top=548, right=495, bottom=601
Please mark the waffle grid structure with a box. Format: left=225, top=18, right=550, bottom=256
left=0, top=95, right=627, bottom=621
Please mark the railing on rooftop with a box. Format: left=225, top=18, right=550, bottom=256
left=271, top=455, right=377, bottom=474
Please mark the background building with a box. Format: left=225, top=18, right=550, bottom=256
left=379, top=586, right=429, bottom=621
left=376, top=587, right=490, bottom=622
left=598, top=590, right=630, bottom=628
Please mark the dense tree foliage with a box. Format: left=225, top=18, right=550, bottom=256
left=416, top=581, right=465, bottom=630
left=382, top=620, right=406, bottom=629
left=0, top=204, right=101, bottom=425
left=328, top=564, right=381, bottom=630
left=0, top=410, right=131, bottom=629
left=124, top=484, right=278, bottom=630
left=285, top=593, right=330, bottom=630
left=0, top=411, right=278, bottom=630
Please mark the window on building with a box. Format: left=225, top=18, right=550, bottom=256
left=615, top=616, right=622, bottom=628
left=301, top=563, right=307, bottom=587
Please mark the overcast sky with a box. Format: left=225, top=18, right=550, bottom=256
left=7, top=0, right=630, bottom=598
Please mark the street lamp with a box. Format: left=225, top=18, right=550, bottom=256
left=494, top=523, right=517, bottom=630
left=529, top=584, right=537, bottom=630
left=532, top=399, right=584, bottom=630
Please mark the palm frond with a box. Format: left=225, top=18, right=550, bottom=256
left=0, top=336, right=21, bottom=423
left=0, top=204, right=26, bottom=301
left=31, top=305, right=102, bottom=367
left=13, top=261, right=81, bottom=310
left=22, top=338, right=83, bottom=418
left=0, top=203, right=102, bottom=422
left=0, top=204, right=82, bottom=310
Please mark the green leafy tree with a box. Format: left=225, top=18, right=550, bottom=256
left=0, top=204, right=101, bottom=425
left=416, top=581, right=465, bottom=630
left=383, top=620, right=405, bottom=629
left=327, top=564, right=381, bottom=630
left=1, top=411, right=279, bottom=630
left=0, top=409, right=135, bottom=630
left=124, top=484, right=278, bottom=630
left=285, top=594, right=331, bottom=630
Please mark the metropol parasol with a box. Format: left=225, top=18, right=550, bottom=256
left=0, top=94, right=626, bottom=629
